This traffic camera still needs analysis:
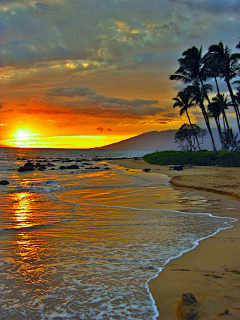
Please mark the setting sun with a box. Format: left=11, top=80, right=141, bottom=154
left=1, top=128, right=43, bottom=148
left=13, top=129, right=39, bottom=140
left=1, top=127, right=133, bottom=148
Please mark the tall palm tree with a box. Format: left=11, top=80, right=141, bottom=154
left=170, top=46, right=207, bottom=84
left=170, top=46, right=218, bottom=154
left=207, top=42, right=240, bottom=132
left=185, top=82, right=218, bottom=151
left=172, top=89, right=201, bottom=150
left=208, top=94, right=235, bottom=149
left=207, top=98, right=224, bottom=148
left=203, top=52, right=222, bottom=95
left=214, top=94, right=232, bottom=132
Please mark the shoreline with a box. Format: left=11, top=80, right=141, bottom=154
left=109, top=159, right=240, bottom=320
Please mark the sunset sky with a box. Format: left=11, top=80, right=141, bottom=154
left=0, top=0, right=240, bottom=148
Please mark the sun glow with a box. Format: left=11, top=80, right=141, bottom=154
left=13, top=129, right=40, bottom=141
left=1, top=132, right=133, bottom=149
left=0, top=128, right=43, bottom=148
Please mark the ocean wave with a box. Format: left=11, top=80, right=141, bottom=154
left=0, top=221, right=58, bottom=234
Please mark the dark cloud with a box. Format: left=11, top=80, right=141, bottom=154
left=184, top=0, right=240, bottom=15
left=46, top=87, right=96, bottom=97
left=162, top=112, right=179, bottom=118
left=2, top=0, right=238, bottom=70
left=38, top=86, right=163, bottom=118
left=96, top=127, right=112, bottom=132
left=158, top=119, right=173, bottom=124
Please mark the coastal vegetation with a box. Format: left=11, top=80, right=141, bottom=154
left=174, top=124, right=207, bottom=151
left=143, top=150, right=240, bottom=167
left=170, top=40, right=240, bottom=153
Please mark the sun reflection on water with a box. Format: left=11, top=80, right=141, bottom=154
left=8, top=192, right=57, bottom=285
left=12, top=192, right=33, bottom=229
left=14, top=232, right=51, bottom=285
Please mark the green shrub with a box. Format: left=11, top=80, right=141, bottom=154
left=143, top=151, right=240, bottom=167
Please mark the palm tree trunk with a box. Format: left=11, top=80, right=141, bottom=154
left=215, top=117, right=224, bottom=149
left=199, top=78, right=218, bottom=154
left=222, top=109, right=230, bottom=131
left=214, top=76, right=234, bottom=146
left=186, top=110, right=201, bottom=151
left=214, top=77, right=221, bottom=95
left=226, top=79, right=240, bottom=133
left=200, top=101, right=218, bottom=154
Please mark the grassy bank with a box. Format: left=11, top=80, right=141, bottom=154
left=143, top=151, right=240, bottom=167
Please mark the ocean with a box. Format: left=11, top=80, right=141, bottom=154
left=0, top=147, right=235, bottom=320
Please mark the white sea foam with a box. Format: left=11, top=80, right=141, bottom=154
left=0, top=148, right=236, bottom=320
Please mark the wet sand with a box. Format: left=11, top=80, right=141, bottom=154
left=109, top=159, right=240, bottom=320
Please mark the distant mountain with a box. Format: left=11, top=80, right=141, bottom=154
left=99, top=129, right=222, bottom=151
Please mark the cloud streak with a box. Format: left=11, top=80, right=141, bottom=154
left=45, top=86, right=162, bottom=118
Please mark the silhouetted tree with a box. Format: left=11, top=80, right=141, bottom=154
left=207, top=97, right=224, bottom=148
left=208, top=42, right=240, bottom=132
left=170, top=46, right=218, bottom=153
left=175, top=124, right=207, bottom=151
left=172, top=88, right=201, bottom=150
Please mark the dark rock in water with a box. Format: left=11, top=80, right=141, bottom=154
left=18, top=161, right=35, bottom=172
left=24, top=161, right=34, bottom=168
left=169, top=165, right=184, bottom=171
left=36, top=163, right=46, bottom=171
left=142, top=168, right=151, bottom=172
left=0, top=180, right=9, bottom=185
left=46, top=162, right=55, bottom=167
left=104, top=167, right=111, bottom=170
left=62, top=158, right=74, bottom=163
left=59, top=164, right=79, bottom=170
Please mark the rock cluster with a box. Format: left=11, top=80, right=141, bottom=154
left=18, top=161, right=54, bottom=172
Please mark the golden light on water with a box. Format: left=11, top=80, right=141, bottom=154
left=12, top=192, right=33, bottom=229
left=11, top=192, right=51, bottom=284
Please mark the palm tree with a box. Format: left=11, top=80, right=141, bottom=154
left=172, top=89, right=201, bottom=150
left=207, top=42, right=240, bottom=132
left=203, top=52, right=222, bottom=95
left=207, top=98, right=224, bottom=148
left=208, top=94, right=235, bottom=149
left=185, top=82, right=219, bottom=151
left=170, top=46, right=207, bottom=84
left=214, top=94, right=232, bottom=132
left=170, top=47, right=218, bottom=154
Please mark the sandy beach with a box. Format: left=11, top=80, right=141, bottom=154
left=109, top=159, right=240, bottom=320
